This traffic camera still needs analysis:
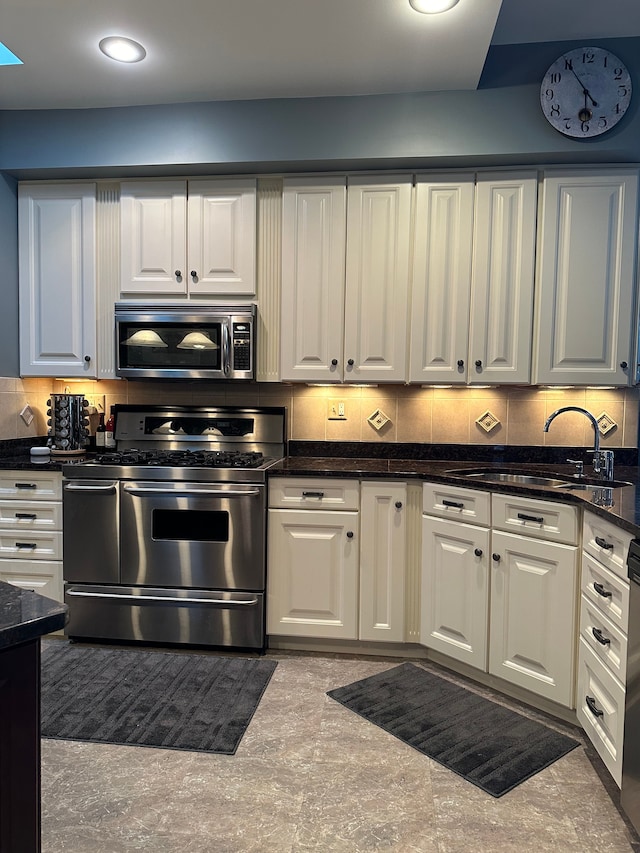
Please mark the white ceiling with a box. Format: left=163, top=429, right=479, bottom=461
left=1, top=0, right=640, bottom=110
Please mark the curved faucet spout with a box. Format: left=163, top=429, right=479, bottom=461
left=543, top=406, right=600, bottom=452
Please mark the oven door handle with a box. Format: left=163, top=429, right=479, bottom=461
left=63, top=482, right=118, bottom=493
left=121, top=485, right=261, bottom=497
left=65, top=589, right=259, bottom=606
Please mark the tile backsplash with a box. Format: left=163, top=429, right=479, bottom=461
left=1, top=376, right=638, bottom=449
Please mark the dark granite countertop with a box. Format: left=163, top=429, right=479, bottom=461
left=270, top=455, right=640, bottom=537
left=0, top=582, right=67, bottom=650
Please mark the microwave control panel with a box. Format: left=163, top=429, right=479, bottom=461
left=232, top=322, right=252, bottom=372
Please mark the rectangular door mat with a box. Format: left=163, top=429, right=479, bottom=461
left=328, top=662, right=580, bottom=797
left=41, top=642, right=277, bottom=754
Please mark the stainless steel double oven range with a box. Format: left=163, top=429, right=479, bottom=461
left=62, top=405, right=286, bottom=651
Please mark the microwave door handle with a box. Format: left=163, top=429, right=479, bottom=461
left=222, top=321, right=231, bottom=376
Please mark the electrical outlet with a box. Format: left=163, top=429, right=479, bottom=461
left=85, top=394, right=105, bottom=415
left=327, top=399, right=347, bottom=420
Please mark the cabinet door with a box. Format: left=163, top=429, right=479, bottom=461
left=19, top=183, right=96, bottom=378
left=489, top=529, right=578, bottom=707
left=410, top=175, right=474, bottom=384
left=359, top=482, right=406, bottom=643
left=188, top=179, right=256, bottom=296
left=120, top=181, right=187, bottom=295
left=267, top=509, right=358, bottom=639
left=533, top=170, right=639, bottom=385
left=469, top=172, right=537, bottom=384
left=344, top=176, right=412, bottom=382
left=280, top=178, right=347, bottom=381
left=421, top=514, right=489, bottom=669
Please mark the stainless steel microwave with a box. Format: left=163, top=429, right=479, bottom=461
left=115, top=303, right=256, bottom=380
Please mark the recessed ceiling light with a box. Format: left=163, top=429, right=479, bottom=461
left=0, top=41, right=23, bottom=66
left=409, top=0, right=460, bottom=12
left=99, top=36, right=146, bottom=63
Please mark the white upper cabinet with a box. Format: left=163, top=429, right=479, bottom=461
left=120, top=178, right=256, bottom=298
left=344, top=176, right=412, bottom=383
left=533, top=169, right=639, bottom=386
left=19, top=183, right=97, bottom=378
left=280, top=178, right=347, bottom=382
left=469, top=172, right=537, bottom=384
left=410, top=171, right=537, bottom=384
left=409, top=175, right=474, bottom=384
left=280, top=175, right=412, bottom=382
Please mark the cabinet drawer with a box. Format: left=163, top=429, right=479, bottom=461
left=0, top=530, right=63, bottom=561
left=0, top=500, right=62, bottom=531
left=577, top=638, right=625, bottom=787
left=269, top=478, right=359, bottom=510
left=583, top=512, right=633, bottom=582
left=582, top=552, right=629, bottom=633
left=580, top=594, right=627, bottom=686
left=0, top=559, right=63, bottom=603
left=491, top=493, right=578, bottom=545
left=422, top=483, right=490, bottom=525
left=0, top=472, right=62, bottom=501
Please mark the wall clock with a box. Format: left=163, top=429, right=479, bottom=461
left=540, top=46, right=632, bottom=138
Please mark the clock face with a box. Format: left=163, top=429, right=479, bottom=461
left=540, top=47, right=632, bottom=138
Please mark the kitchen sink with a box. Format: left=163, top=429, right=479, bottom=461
left=555, top=479, right=633, bottom=491
left=446, top=468, right=571, bottom=487
left=445, top=467, right=633, bottom=490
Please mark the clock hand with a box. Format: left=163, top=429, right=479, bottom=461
left=568, top=65, right=598, bottom=107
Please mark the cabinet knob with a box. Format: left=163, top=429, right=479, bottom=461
left=457, top=359, right=464, bottom=368
left=492, top=553, right=501, bottom=562
left=347, top=359, right=355, bottom=367
left=174, top=270, right=182, bottom=278
left=475, top=360, right=482, bottom=369
left=190, top=270, right=197, bottom=279
left=621, top=361, right=628, bottom=370
left=395, top=501, right=403, bottom=509
left=474, top=548, right=483, bottom=557
left=346, top=530, right=354, bottom=539
left=331, top=359, right=338, bottom=367
left=84, top=355, right=91, bottom=362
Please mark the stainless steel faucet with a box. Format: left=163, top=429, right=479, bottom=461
left=543, top=406, right=614, bottom=481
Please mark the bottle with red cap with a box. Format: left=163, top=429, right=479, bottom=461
left=105, top=408, right=116, bottom=449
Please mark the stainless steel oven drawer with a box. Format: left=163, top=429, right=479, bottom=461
left=64, top=584, right=265, bottom=649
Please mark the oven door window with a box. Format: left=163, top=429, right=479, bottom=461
left=119, top=322, right=222, bottom=370
left=152, top=509, right=229, bottom=542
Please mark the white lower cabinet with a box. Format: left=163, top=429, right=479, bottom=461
left=421, top=483, right=579, bottom=708
left=489, top=528, right=577, bottom=706
left=421, top=514, right=489, bottom=669
left=267, top=478, right=406, bottom=641
left=0, top=472, right=64, bottom=604
left=577, top=512, right=632, bottom=786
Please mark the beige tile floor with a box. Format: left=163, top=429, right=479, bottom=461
left=41, top=652, right=640, bottom=853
